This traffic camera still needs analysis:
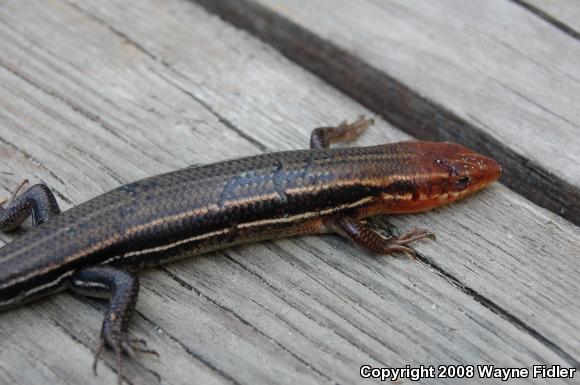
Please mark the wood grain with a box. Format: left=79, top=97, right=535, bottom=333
left=0, top=0, right=579, bottom=384
left=194, top=0, right=580, bottom=226
left=516, top=0, right=580, bottom=38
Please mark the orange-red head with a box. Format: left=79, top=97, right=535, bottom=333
left=378, top=141, right=501, bottom=213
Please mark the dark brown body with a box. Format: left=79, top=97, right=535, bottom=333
left=0, top=140, right=500, bottom=309
left=0, top=118, right=500, bottom=384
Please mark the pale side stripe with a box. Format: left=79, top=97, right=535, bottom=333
left=14, top=270, right=75, bottom=304
left=237, top=196, right=376, bottom=228
left=0, top=298, right=15, bottom=307
left=103, top=195, right=382, bottom=265
left=70, top=281, right=109, bottom=290
left=284, top=173, right=446, bottom=195
left=1, top=174, right=434, bottom=288
left=0, top=239, right=121, bottom=289
left=124, top=204, right=219, bottom=236
left=2, top=173, right=435, bottom=264
left=104, top=227, right=231, bottom=264
left=126, top=173, right=445, bottom=237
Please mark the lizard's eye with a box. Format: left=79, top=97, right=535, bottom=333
left=454, top=176, right=471, bottom=191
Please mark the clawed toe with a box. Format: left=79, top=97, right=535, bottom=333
left=385, top=229, right=436, bottom=259
left=132, top=339, right=158, bottom=356
left=325, top=216, right=436, bottom=259
left=0, top=180, right=29, bottom=208
left=388, top=245, right=418, bottom=259
left=130, top=337, right=159, bottom=355
left=396, top=229, right=436, bottom=245
left=131, top=337, right=148, bottom=346
left=120, top=340, right=136, bottom=358
left=134, top=345, right=159, bottom=356
left=342, top=116, right=374, bottom=137
left=93, top=333, right=158, bottom=385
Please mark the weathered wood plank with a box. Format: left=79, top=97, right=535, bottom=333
left=0, top=0, right=579, bottom=384
left=64, top=0, right=580, bottom=361
left=194, top=0, right=580, bottom=226
left=517, top=0, right=580, bottom=38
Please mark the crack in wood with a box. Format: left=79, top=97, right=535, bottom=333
left=0, top=54, right=163, bottom=168
left=160, top=266, right=334, bottom=383
left=222, top=252, right=386, bottom=367
left=77, top=298, right=164, bottom=384
left=0, top=135, right=67, bottom=188
left=494, top=77, right=580, bottom=128
left=0, top=365, right=19, bottom=384
left=132, top=307, right=241, bottom=385
left=511, top=0, right=580, bottom=40
left=155, top=72, right=268, bottom=152
left=61, top=0, right=268, bottom=154
left=31, top=303, right=140, bottom=385
left=415, top=252, right=580, bottom=369
left=291, top=234, right=580, bottom=368
left=65, top=142, right=125, bottom=185
left=262, top=241, right=417, bottom=363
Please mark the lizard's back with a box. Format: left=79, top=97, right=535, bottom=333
left=0, top=144, right=411, bottom=307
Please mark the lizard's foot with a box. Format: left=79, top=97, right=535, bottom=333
left=93, top=330, right=159, bottom=385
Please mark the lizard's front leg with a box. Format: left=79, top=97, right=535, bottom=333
left=324, top=215, right=435, bottom=258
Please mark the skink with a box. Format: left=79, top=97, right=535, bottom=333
left=0, top=117, right=501, bottom=383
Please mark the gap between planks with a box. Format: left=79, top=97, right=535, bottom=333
left=192, top=0, right=580, bottom=227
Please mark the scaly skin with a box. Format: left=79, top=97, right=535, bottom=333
left=0, top=117, right=501, bottom=383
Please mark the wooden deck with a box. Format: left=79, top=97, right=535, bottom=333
left=0, top=1, right=579, bottom=384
